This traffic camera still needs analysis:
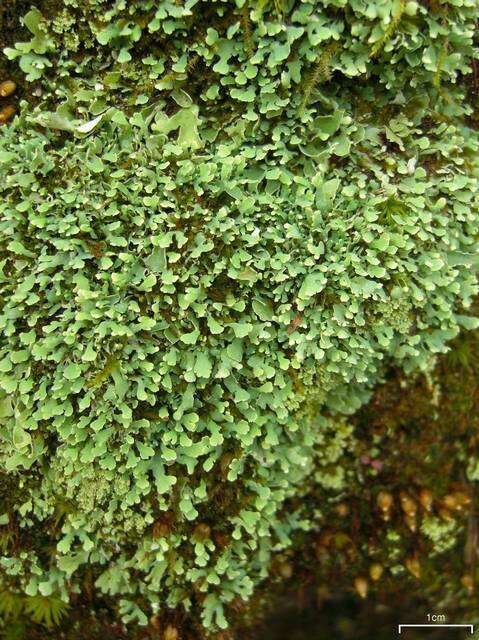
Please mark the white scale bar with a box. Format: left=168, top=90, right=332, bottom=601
left=399, top=625, right=474, bottom=635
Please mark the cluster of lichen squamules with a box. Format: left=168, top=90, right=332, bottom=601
left=0, top=0, right=478, bottom=638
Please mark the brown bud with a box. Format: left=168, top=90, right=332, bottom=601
left=400, top=492, right=417, bottom=518
left=88, top=241, right=105, bottom=259
left=193, top=523, right=211, bottom=542
left=377, top=491, right=393, bottom=514
left=0, top=105, right=15, bottom=125
left=419, top=488, right=433, bottom=512
left=229, top=596, right=247, bottom=613
left=164, top=625, right=179, bottom=640
left=149, top=614, right=161, bottom=629
left=152, top=511, right=175, bottom=539
left=405, top=557, right=421, bottom=579
left=213, top=531, right=229, bottom=549
left=354, top=577, right=368, bottom=599
left=220, top=451, right=235, bottom=475
left=369, top=563, right=384, bottom=582
left=152, top=521, right=170, bottom=538
left=0, top=80, right=16, bottom=97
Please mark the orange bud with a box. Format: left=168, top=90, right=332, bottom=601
left=335, top=502, right=349, bottom=517
left=0, top=80, right=16, bottom=97
left=443, top=494, right=461, bottom=511
left=405, top=557, right=421, bottom=579
left=419, top=488, right=433, bottom=512
left=400, top=492, right=417, bottom=518
left=0, top=105, right=15, bottom=125
left=454, top=492, right=472, bottom=507
left=369, top=563, right=384, bottom=582
left=377, top=491, right=393, bottom=513
left=443, top=492, right=471, bottom=512
left=164, top=625, right=179, bottom=640
left=461, top=574, right=474, bottom=594
left=405, top=514, right=417, bottom=532
left=354, top=577, right=368, bottom=599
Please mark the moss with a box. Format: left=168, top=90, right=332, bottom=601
left=1, top=0, right=479, bottom=637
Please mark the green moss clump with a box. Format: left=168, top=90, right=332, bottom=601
left=0, top=0, right=478, bottom=635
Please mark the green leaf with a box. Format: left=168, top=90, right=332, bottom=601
left=23, top=9, right=42, bottom=34
left=156, top=473, right=177, bottom=494
left=86, top=156, right=104, bottom=173
left=57, top=553, right=87, bottom=577
left=82, top=344, right=97, bottom=362
left=230, top=87, right=256, bottom=102
left=226, top=339, right=243, bottom=363
left=137, top=442, right=155, bottom=459
left=64, top=363, right=82, bottom=380
left=12, top=424, right=32, bottom=450
left=207, top=317, right=223, bottom=334
left=139, top=273, right=157, bottom=291
left=194, top=352, right=212, bottom=378
left=252, top=298, right=274, bottom=321
left=153, top=106, right=202, bottom=150
left=313, top=112, right=342, bottom=140
left=37, top=112, right=75, bottom=132
left=180, top=329, right=200, bottom=345
left=144, top=248, right=166, bottom=273
left=298, top=273, right=326, bottom=300
left=117, top=48, right=132, bottom=63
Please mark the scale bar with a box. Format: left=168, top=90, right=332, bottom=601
left=399, top=625, right=474, bottom=635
